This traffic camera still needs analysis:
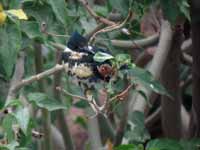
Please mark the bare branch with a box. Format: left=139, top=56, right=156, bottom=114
left=10, top=64, right=67, bottom=95
left=89, top=11, right=133, bottom=44
left=110, top=84, right=133, bottom=101
left=182, top=52, right=192, bottom=65
left=85, top=91, right=103, bottom=149
left=49, top=33, right=158, bottom=51
left=56, top=86, right=89, bottom=101
left=114, top=84, right=131, bottom=146
left=85, top=13, right=122, bottom=39
left=129, top=20, right=173, bottom=113
left=181, top=38, right=192, bottom=53
left=111, top=33, right=159, bottom=49
left=34, top=43, right=52, bottom=150
left=6, top=52, right=25, bottom=102
left=145, top=106, right=161, bottom=128
left=53, top=50, right=74, bottom=150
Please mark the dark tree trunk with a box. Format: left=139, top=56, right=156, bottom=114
left=189, top=0, right=200, bottom=137
left=161, top=27, right=182, bottom=138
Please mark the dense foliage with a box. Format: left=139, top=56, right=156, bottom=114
left=0, top=0, right=198, bottom=150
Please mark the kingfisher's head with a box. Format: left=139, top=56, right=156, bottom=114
left=67, top=31, right=87, bottom=50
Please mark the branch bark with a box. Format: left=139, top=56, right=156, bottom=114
left=161, top=27, right=182, bottom=138
left=111, top=33, right=159, bottom=49
left=34, top=43, right=52, bottom=150
left=129, top=20, right=173, bottom=113
left=6, top=52, right=25, bottom=102
left=188, top=0, right=200, bottom=137
left=53, top=50, right=74, bottom=150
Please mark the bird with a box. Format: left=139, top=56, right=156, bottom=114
left=61, top=31, right=115, bottom=89
left=61, top=32, right=132, bottom=116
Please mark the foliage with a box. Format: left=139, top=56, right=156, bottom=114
left=160, top=0, right=190, bottom=23
left=28, top=92, right=67, bottom=111
left=0, top=0, right=194, bottom=149
left=114, top=139, right=200, bottom=150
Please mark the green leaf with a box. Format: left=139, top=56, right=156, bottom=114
left=28, top=92, right=67, bottom=111
left=178, top=0, right=190, bottom=21
left=0, top=23, right=21, bottom=78
left=16, top=147, right=30, bottom=150
left=80, top=17, right=97, bottom=33
left=20, top=21, right=42, bottom=39
left=94, top=5, right=108, bottom=17
left=6, top=9, right=28, bottom=20
left=108, top=0, right=129, bottom=17
left=179, top=139, right=200, bottom=150
left=48, top=0, right=68, bottom=25
left=2, top=115, right=16, bottom=142
left=125, top=111, right=150, bottom=143
left=137, top=90, right=152, bottom=107
left=115, top=53, right=131, bottom=67
left=4, top=99, right=23, bottom=108
left=146, top=139, right=182, bottom=150
left=14, top=107, right=30, bottom=134
left=16, top=148, right=29, bottom=150
left=114, top=144, right=136, bottom=150
left=127, top=66, right=172, bottom=98
left=74, top=100, right=89, bottom=108
left=93, top=51, right=114, bottom=63
left=0, top=141, right=19, bottom=150
left=160, top=0, right=180, bottom=24
left=8, top=0, right=21, bottom=9
left=75, top=116, right=87, bottom=129
left=23, top=1, right=67, bottom=44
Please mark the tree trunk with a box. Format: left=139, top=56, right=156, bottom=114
left=161, top=27, right=182, bottom=138
left=189, top=0, right=200, bottom=137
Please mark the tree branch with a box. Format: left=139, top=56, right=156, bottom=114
left=53, top=50, right=74, bottom=150
left=145, top=106, right=161, bottom=129
left=129, top=20, right=173, bottom=113
left=6, top=52, right=25, bottom=102
left=89, top=11, right=133, bottom=44
left=50, top=33, right=158, bottom=51
left=34, top=43, right=52, bottom=150
left=111, top=33, right=159, bottom=49
left=181, top=38, right=192, bottom=53
left=9, top=64, right=67, bottom=96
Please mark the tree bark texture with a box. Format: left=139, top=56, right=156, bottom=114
left=189, top=0, right=200, bottom=137
left=161, top=27, right=182, bottom=138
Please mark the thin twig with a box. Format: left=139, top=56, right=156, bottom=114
left=114, top=81, right=131, bottom=146
left=10, top=64, right=68, bottom=95
left=145, top=106, right=161, bottom=128
left=89, top=10, right=133, bottom=44
left=110, top=84, right=133, bottom=101
left=78, top=0, right=116, bottom=26
left=85, top=12, right=122, bottom=39
left=57, top=86, right=106, bottom=117
left=56, top=86, right=89, bottom=101
left=45, top=32, right=70, bottom=38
